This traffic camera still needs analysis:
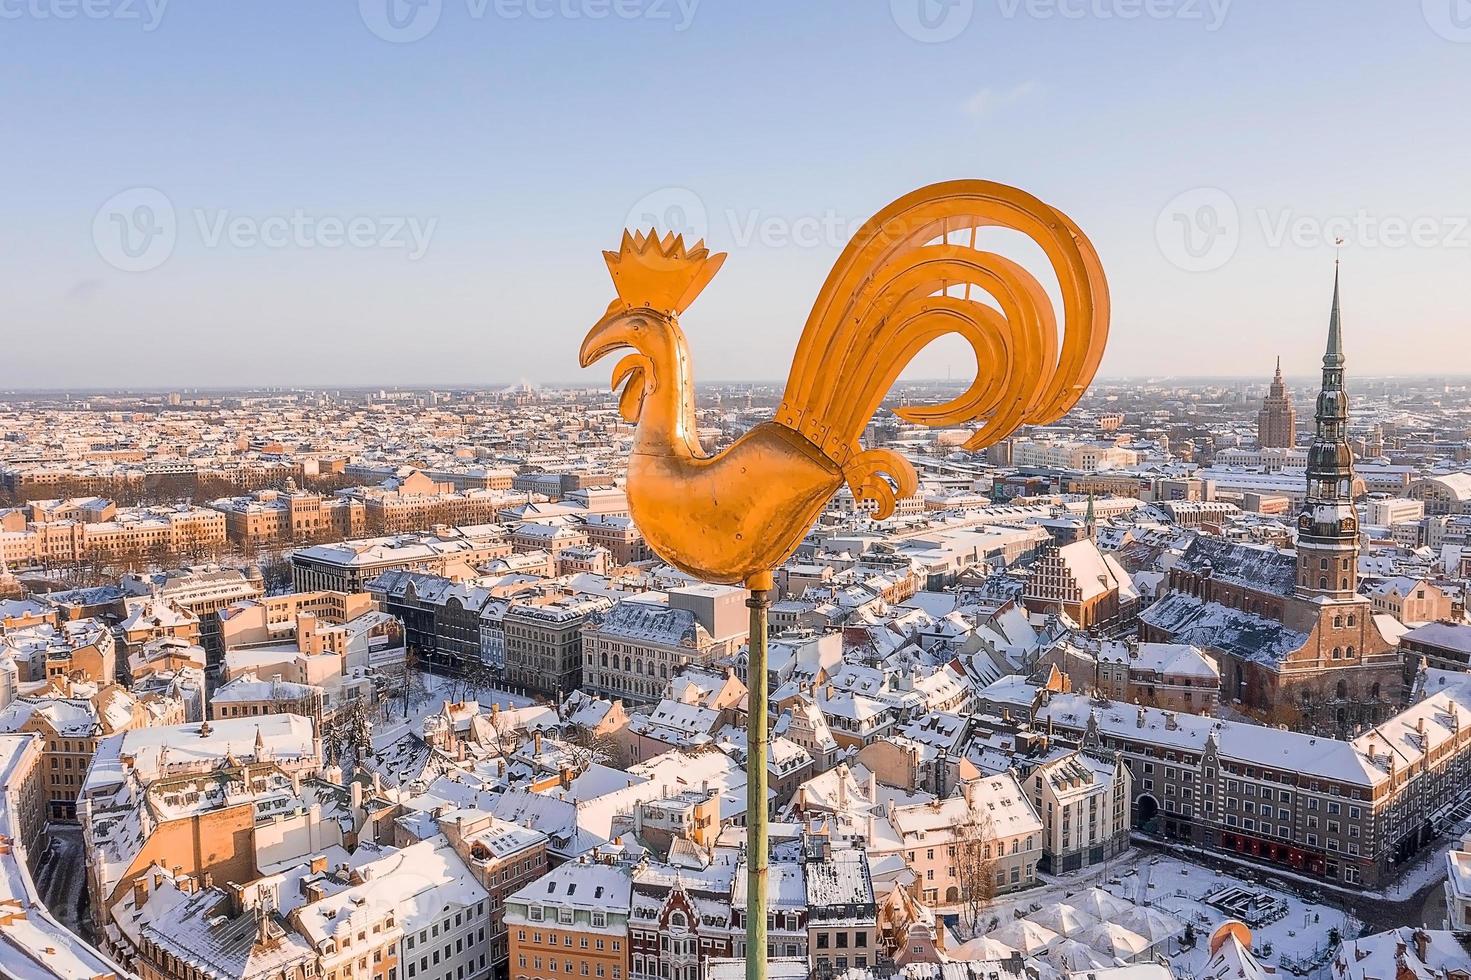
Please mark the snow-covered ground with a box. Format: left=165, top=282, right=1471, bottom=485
left=950, top=849, right=1362, bottom=980
left=371, top=669, right=537, bottom=751
left=1378, top=831, right=1459, bottom=902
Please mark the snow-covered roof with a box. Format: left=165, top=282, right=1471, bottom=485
left=505, top=861, right=631, bottom=927
left=295, top=834, right=488, bottom=944
left=0, top=734, right=129, bottom=980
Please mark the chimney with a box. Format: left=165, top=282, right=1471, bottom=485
left=1413, top=930, right=1430, bottom=962
left=534, top=731, right=543, bottom=754
left=133, top=879, right=148, bottom=908
left=350, top=780, right=363, bottom=809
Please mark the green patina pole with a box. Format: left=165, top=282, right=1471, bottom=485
left=745, top=582, right=772, bottom=980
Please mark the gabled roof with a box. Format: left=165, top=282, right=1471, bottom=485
left=1176, top=537, right=1298, bottom=598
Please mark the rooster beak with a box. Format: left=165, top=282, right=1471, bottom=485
left=579, top=307, right=635, bottom=368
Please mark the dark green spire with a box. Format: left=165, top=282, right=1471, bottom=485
left=1324, top=260, right=1344, bottom=368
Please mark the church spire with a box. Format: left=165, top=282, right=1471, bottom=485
left=1295, top=260, right=1358, bottom=600
left=1325, top=259, right=1344, bottom=368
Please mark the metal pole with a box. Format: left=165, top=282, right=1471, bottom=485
left=745, top=570, right=773, bottom=980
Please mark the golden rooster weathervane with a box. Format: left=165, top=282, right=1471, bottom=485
left=579, top=179, right=1108, bottom=980
left=581, top=179, right=1109, bottom=588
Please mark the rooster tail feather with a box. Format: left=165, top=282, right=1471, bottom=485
left=776, top=180, right=1109, bottom=511
left=841, top=448, right=920, bottom=520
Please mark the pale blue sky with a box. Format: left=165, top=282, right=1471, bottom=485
left=3, top=0, right=1469, bottom=388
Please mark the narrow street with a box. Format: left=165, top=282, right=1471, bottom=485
left=33, top=825, right=94, bottom=946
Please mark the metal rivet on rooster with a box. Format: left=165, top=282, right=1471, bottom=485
left=579, top=179, right=1108, bottom=980
left=579, top=179, right=1110, bottom=589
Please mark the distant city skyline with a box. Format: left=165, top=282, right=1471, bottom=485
left=6, top=1, right=1470, bottom=388
left=7, top=369, right=1471, bottom=399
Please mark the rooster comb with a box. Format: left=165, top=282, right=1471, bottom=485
left=603, top=228, right=726, bottom=316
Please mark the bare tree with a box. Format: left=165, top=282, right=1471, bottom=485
left=461, top=658, right=499, bottom=704
left=323, top=695, right=376, bottom=771
left=389, top=648, right=431, bottom=720
left=565, top=721, right=621, bottom=771
left=953, top=808, right=998, bottom=934
left=459, top=704, right=521, bottom=768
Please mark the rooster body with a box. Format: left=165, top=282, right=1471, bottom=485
left=581, top=180, right=1109, bottom=588
left=628, top=422, right=842, bottom=584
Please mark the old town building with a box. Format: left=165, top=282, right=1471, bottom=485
left=1038, top=676, right=1471, bottom=888
left=583, top=585, right=748, bottom=705
left=506, top=860, right=630, bottom=980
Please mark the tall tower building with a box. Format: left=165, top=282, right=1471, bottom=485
left=1294, top=264, right=1359, bottom=600
left=1256, top=356, right=1297, bottom=447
